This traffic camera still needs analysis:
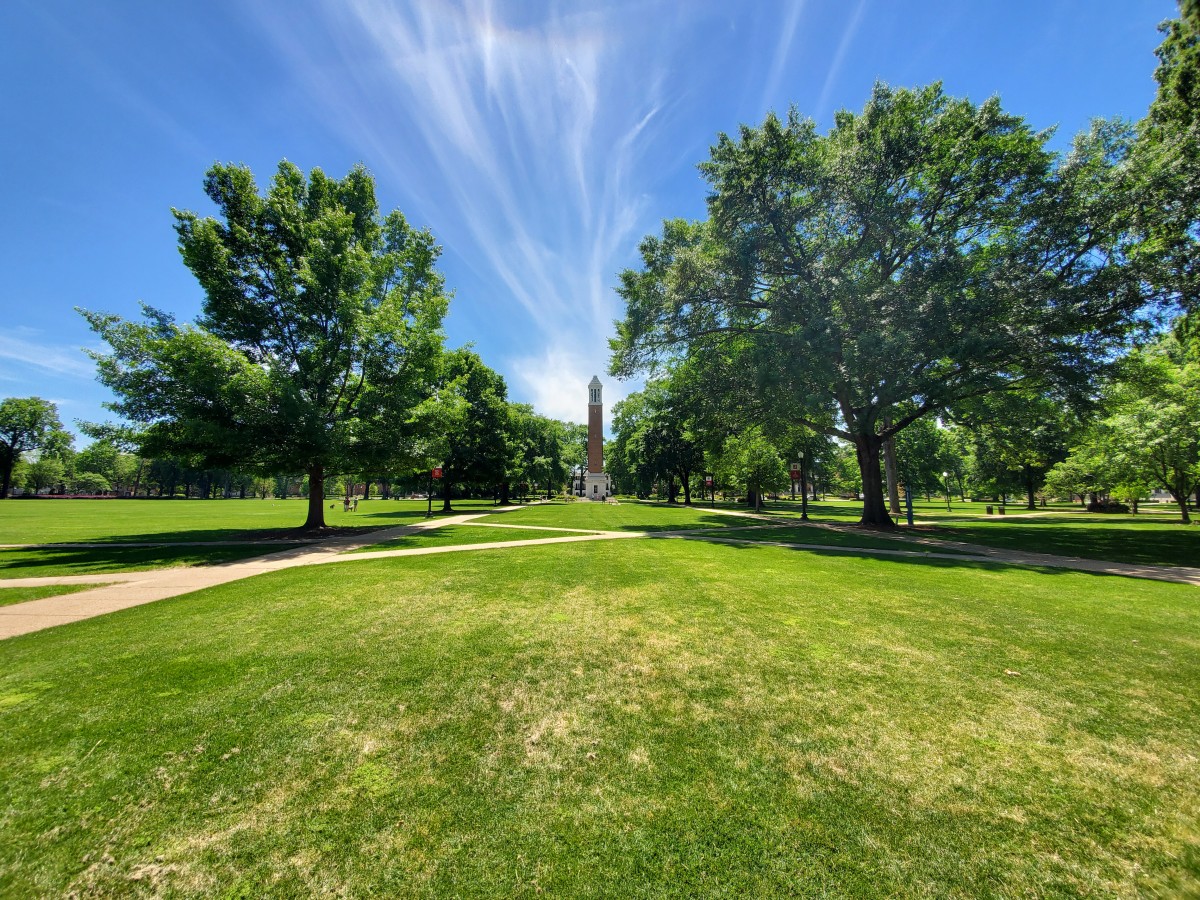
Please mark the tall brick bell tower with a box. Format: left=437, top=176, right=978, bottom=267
left=584, top=376, right=610, bottom=501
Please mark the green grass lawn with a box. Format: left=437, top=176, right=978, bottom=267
left=0, top=583, right=101, bottom=608
left=925, top=513, right=1200, bottom=568
left=691, top=524, right=976, bottom=555
left=476, top=499, right=748, bottom=531
left=0, top=498, right=504, bottom=545
left=1, top=540, right=1196, bottom=897
left=348, top=525, right=592, bottom=553
left=751, top=499, right=1200, bottom=568
left=0, top=545, right=302, bottom=579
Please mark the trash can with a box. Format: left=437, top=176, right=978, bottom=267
left=998, top=506, right=1005, bottom=515
left=986, top=505, right=993, bottom=515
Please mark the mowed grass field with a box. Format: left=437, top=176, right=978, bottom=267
left=0, top=499, right=513, bottom=578
left=0, top=498, right=504, bottom=545
left=706, top=498, right=1200, bottom=569
left=1, top=528, right=1198, bottom=896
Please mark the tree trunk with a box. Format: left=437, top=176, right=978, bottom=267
left=1172, top=483, right=1192, bottom=524
left=681, top=468, right=692, bottom=505
left=0, top=452, right=12, bottom=499
left=854, top=433, right=894, bottom=528
left=883, top=432, right=901, bottom=516
left=304, top=465, right=326, bottom=530
left=1025, top=466, right=1036, bottom=510
left=441, top=476, right=453, bottom=512
left=746, top=485, right=758, bottom=508
left=380, top=479, right=391, bottom=500
left=499, top=481, right=511, bottom=505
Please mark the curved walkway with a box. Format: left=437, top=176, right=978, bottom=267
left=2, top=506, right=1196, bottom=641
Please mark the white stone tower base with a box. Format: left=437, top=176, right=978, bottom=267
left=584, top=472, right=610, bottom=501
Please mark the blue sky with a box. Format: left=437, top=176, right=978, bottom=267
left=0, top=0, right=1177, bottom=439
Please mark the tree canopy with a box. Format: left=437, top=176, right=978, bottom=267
left=611, top=83, right=1152, bottom=526
left=83, top=160, right=447, bottom=528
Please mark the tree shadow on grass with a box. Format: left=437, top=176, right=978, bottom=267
left=0, top=544, right=295, bottom=577
left=656, top=531, right=1194, bottom=585
left=922, top=522, right=1200, bottom=569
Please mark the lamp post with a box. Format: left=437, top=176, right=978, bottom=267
left=427, top=464, right=442, bottom=518
left=799, top=450, right=808, bottom=521
left=942, top=470, right=952, bottom=512
left=705, top=473, right=714, bottom=508
left=903, top=474, right=915, bottom=527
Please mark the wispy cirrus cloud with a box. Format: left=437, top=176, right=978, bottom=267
left=251, top=0, right=664, bottom=422
left=0, top=331, right=96, bottom=380
left=759, top=1, right=808, bottom=115
left=815, top=0, right=869, bottom=120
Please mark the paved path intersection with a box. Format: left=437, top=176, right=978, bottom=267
left=2, top=504, right=1196, bottom=641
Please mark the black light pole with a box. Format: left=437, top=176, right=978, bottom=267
left=799, top=450, right=808, bottom=521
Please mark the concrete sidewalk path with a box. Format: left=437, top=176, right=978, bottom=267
left=636, top=502, right=1200, bottom=587
left=4, top=502, right=1196, bottom=641
left=0, top=508, right=527, bottom=640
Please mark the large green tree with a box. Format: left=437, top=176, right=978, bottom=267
left=1104, top=336, right=1200, bottom=523
left=83, top=161, right=447, bottom=529
left=0, top=397, right=70, bottom=499
left=432, top=349, right=509, bottom=512
left=611, top=84, right=1149, bottom=526
left=1137, top=1, right=1200, bottom=314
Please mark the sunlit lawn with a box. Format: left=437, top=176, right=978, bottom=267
left=0, top=545, right=303, bottom=580
left=348, top=525, right=593, bottom=553
left=0, top=498, right=505, bottom=545
left=476, top=500, right=749, bottom=531
left=1, top=539, right=1196, bottom=897
left=0, top=583, right=99, bottom=608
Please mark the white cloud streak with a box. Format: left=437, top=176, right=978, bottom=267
left=0, top=333, right=96, bottom=380
left=815, top=0, right=869, bottom=121
left=252, top=0, right=661, bottom=421
left=759, top=1, right=808, bottom=115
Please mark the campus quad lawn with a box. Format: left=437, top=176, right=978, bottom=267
left=761, top=500, right=1200, bottom=569
left=347, top=525, right=593, bottom=553
left=697, top=524, right=977, bottom=555
left=475, top=499, right=748, bottom=531
left=2, top=543, right=1197, bottom=896
left=925, top=513, right=1200, bottom=569
left=0, top=498, right=501, bottom=545
left=0, top=583, right=99, bottom=608
left=0, top=545, right=303, bottom=580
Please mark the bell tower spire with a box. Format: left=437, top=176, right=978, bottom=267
left=583, top=376, right=610, bottom=500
